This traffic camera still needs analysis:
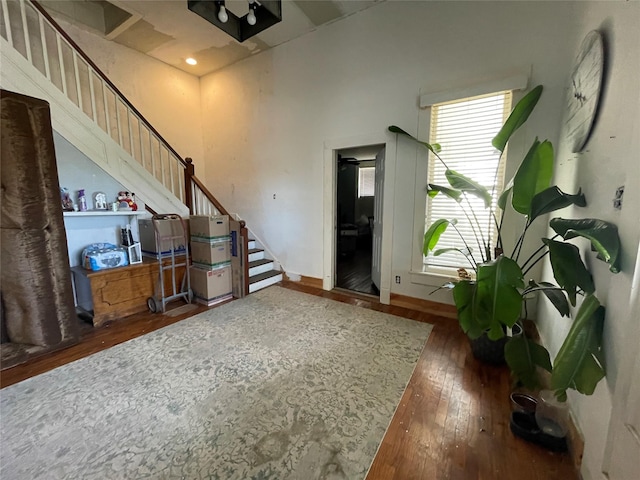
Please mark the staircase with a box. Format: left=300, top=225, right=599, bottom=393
left=248, top=239, right=282, bottom=293
left=0, top=0, right=282, bottom=296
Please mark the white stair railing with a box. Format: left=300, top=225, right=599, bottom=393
left=0, top=0, right=186, bottom=204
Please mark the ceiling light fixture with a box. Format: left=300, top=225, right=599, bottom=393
left=185, top=57, right=198, bottom=65
left=247, top=0, right=257, bottom=26
left=217, top=2, right=228, bottom=23
left=188, top=0, right=282, bottom=43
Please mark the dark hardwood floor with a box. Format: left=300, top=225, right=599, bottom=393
left=0, top=282, right=578, bottom=479
left=336, top=241, right=378, bottom=296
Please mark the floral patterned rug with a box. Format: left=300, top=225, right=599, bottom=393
left=1, top=286, right=432, bottom=479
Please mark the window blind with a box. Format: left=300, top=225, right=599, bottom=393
left=424, top=91, right=512, bottom=272
left=358, top=166, right=375, bottom=197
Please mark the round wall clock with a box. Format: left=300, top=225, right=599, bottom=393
left=565, top=30, right=605, bottom=153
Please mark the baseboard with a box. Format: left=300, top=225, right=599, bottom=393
left=283, top=273, right=323, bottom=289
left=389, top=293, right=458, bottom=319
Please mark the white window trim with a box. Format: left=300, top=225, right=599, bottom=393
left=409, top=75, right=530, bottom=285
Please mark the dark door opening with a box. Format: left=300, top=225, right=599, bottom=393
left=335, top=145, right=384, bottom=296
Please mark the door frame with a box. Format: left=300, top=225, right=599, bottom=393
left=323, top=132, right=397, bottom=304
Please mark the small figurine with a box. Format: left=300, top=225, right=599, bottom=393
left=116, top=191, right=138, bottom=211
left=60, top=188, right=74, bottom=211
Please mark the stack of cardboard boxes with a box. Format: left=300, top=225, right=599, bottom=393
left=189, top=215, right=233, bottom=306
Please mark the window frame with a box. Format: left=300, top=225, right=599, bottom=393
left=357, top=166, right=375, bottom=198
left=422, top=91, right=512, bottom=274
left=409, top=75, right=530, bottom=284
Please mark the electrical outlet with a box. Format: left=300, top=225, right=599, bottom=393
left=395, top=275, right=401, bottom=284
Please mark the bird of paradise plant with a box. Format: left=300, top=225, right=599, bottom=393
left=389, top=85, right=621, bottom=400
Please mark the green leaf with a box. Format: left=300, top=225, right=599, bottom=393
left=498, top=181, right=513, bottom=210
left=551, top=295, right=606, bottom=401
left=512, top=139, right=554, bottom=215
left=453, top=280, right=485, bottom=339
left=423, top=219, right=456, bottom=255
left=427, top=184, right=462, bottom=202
left=505, top=334, right=552, bottom=389
left=388, top=125, right=438, bottom=153
left=474, top=256, right=525, bottom=337
left=445, top=169, right=492, bottom=208
left=526, top=280, right=571, bottom=317
left=544, top=239, right=595, bottom=305
left=433, top=247, right=471, bottom=258
left=551, top=218, right=622, bottom=273
left=529, top=187, right=586, bottom=223
left=492, top=85, right=543, bottom=152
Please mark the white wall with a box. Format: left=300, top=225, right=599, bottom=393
left=534, top=3, right=640, bottom=479
left=199, top=0, right=583, bottom=290
left=53, top=18, right=205, bottom=174
left=199, top=2, right=639, bottom=476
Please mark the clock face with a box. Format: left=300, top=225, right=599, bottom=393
left=565, top=30, right=604, bottom=153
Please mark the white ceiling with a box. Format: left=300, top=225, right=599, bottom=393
left=43, top=0, right=383, bottom=76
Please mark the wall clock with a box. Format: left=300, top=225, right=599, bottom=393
left=565, top=30, right=605, bottom=153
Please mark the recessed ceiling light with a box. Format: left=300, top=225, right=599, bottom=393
left=186, top=57, right=197, bottom=66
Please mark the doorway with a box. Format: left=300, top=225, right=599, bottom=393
left=335, top=144, right=385, bottom=296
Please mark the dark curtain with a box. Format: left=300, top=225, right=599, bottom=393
left=1, top=89, right=79, bottom=369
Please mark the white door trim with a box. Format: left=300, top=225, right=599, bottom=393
left=322, top=132, right=397, bottom=304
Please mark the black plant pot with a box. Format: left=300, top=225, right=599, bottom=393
left=469, top=323, right=523, bottom=365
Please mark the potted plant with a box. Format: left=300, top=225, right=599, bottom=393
left=389, top=85, right=621, bottom=401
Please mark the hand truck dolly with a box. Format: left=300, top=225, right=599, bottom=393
left=146, top=214, right=192, bottom=313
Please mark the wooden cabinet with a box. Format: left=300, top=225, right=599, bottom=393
left=72, top=258, right=187, bottom=327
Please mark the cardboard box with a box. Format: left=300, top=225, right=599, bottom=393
left=190, top=265, right=232, bottom=304
left=139, top=218, right=187, bottom=258
left=191, top=237, right=231, bottom=268
left=190, top=215, right=229, bottom=241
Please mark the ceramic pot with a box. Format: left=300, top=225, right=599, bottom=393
left=469, top=323, right=523, bottom=365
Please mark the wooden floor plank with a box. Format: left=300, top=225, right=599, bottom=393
left=1, top=281, right=579, bottom=479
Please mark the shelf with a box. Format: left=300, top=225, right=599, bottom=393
left=63, top=211, right=148, bottom=217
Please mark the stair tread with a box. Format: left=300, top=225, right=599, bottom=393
left=248, top=248, right=264, bottom=254
left=249, top=258, right=273, bottom=267
left=249, top=270, right=282, bottom=284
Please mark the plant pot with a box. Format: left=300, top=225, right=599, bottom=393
left=469, top=323, right=523, bottom=365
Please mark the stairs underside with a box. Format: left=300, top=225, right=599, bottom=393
left=0, top=38, right=188, bottom=217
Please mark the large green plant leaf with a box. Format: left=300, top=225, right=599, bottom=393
left=434, top=247, right=471, bottom=257
left=453, top=280, right=485, bottom=339
left=475, top=256, right=524, bottom=340
left=492, top=85, right=543, bottom=152
left=525, top=280, right=570, bottom=317
left=423, top=219, right=456, bottom=255
left=551, top=295, right=605, bottom=401
left=427, top=184, right=462, bottom=201
left=512, top=139, right=554, bottom=215
left=505, top=334, right=552, bottom=389
left=445, top=169, right=492, bottom=208
left=551, top=218, right=622, bottom=273
left=497, top=179, right=513, bottom=210
left=529, top=187, right=586, bottom=223
left=388, top=125, right=440, bottom=153
left=544, top=239, right=595, bottom=305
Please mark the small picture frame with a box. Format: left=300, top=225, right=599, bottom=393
left=93, top=192, right=107, bottom=210
left=127, top=243, right=142, bottom=264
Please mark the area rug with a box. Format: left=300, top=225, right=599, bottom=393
left=0, top=286, right=432, bottom=479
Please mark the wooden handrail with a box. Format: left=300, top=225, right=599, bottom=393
left=184, top=158, right=231, bottom=217
left=30, top=0, right=187, bottom=169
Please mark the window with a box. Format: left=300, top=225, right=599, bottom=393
left=358, top=166, right=375, bottom=197
left=424, top=91, right=512, bottom=273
